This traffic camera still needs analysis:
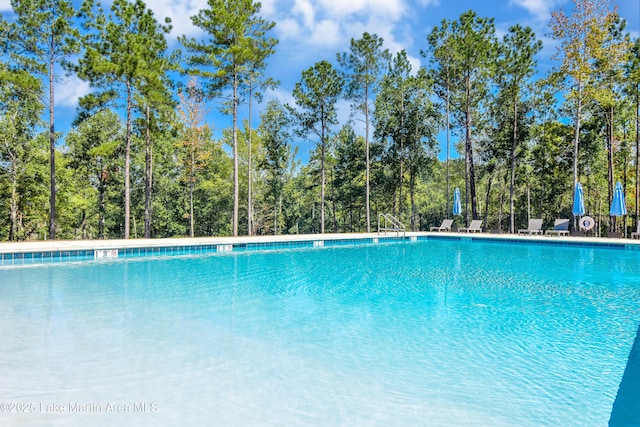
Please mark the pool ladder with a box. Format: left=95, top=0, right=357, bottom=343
left=377, top=213, right=406, bottom=237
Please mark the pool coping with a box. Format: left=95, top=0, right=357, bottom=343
left=1, top=231, right=640, bottom=252
left=1, top=231, right=640, bottom=266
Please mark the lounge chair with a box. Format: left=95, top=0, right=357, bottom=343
left=430, top=219, right=453, bottom=232
left=632, top=222, right=640, bottom=239
left=518, top=218, right=543, bottom=235
left=545, top=218, right=570, bottom=237
left=459, top=220, right=483, bottom=233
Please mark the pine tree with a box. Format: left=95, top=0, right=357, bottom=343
left=549, top=0, right=621, bottom=210
left=290, top=60, right=344, bottom=234
left=66, top=109, right=124, bottom=239
left=375, top=52, right=439, bottom=225
left=337, top=32, right=390, bottom=232
left=259, top=99, right=294, bottom=235
left=448, top=11, right=498, bottom=223
left=627, top=38, right=640, bottom=225
left=0, top=64, right=44, bottom=240
left=78, top=0, right=172, bottom=238
left=179, top=0, right=277, bottom=237
left=495, top=25, right=542, bottom=233
left=425, top=21, right=458, bottom=219
left=177, top=77, right=211, bottom=238
left=1, top=0, right=81, bottom=239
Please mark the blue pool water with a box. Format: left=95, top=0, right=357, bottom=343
left=1, top=239, right=639, bottom=426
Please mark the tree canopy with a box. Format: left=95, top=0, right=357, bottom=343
left=1, top=1, right=639, bottom=240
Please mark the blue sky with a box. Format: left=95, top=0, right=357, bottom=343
left=1, top=0, right=639, bottom=162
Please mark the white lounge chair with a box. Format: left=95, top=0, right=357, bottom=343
left=430, top=219, right=453, bottom=232
left=459, top=220, right=483, bottom=233
left=545, top=218, right=569, bottom=237
left=518, top=219, right=543, bottom=235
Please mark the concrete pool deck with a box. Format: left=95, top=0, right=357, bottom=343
left=0, top=231, right=639, bottom=255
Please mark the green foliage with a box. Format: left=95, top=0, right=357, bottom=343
left=258, top=99, right=296, bottom=234
left=2, top=5, right=640, bottom=240
left=332, top=125, right=366, bottom=232
left=65, top=109, right=124, bottom=238
left=179, top=0, right=277, bottom=97
left=426, top=10, right=499, bottom=222
left=179, top=0, right=277, bottom=236
left=78, top=0, right=172, bottom=238
left=290, top=60, right=344, bottom=233
left=374, top=51, right=440, bottom=226
left=549, top=0, right=625, bottom=206
left=2, top=0, right=82, bottom=239
left=0, top=64, right=46, bottom=240
left=492, top=24, right=543, bottom=232
left=337, top=32, right=391, bottom=231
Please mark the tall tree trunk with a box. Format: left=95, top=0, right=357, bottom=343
left=49, top=46, right=56, bottom=240
left=509, top=101, right=518, bottom=233
left=247, top=86, right=253, bottom=236
left=398, top=92, right=405, bottom=218
left=277, top=195, right=282, bottom=235
left=99, top=179, right=106, bottom=239
left=465, top=78, right=478, bottom=220
left=445, top=75, right=451, bottom=219
left=232, top=71, right=239, bottom=236
left=10, top=162, right=18, bottom=241
left=320, top=118, right=326, bottom=234
left=607, top=106, right=615, bottom=208
left=498, top=182, right=504, bottom=232
left=410, top=170, right=416, bottom=231
left=485, top=170, right=495, bottom=230
left=189, top=144, right=195, bottom=238
left=527, top=184, right=531, bottom=222
left=330, top=168, right=337, bottom=233
left=124, top=81, right=132, bottom=239
left=635, top=88, right=639, bottom=230
left=464, top=152, right=469, bottom=226
left=572, top=81, right=582, bottom=229
left=623, top=150, right=628, bottom=236
left=274, top=197, right=278, bottom=235
left=365, top=87, right=371, bottom=232
left=80, top=210, right=87, bottom=239
left=144, top=103, right=152, bottom=238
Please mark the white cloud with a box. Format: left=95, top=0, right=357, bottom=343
left=0, top=0, right=11, bottom=11
left=148, top=0, right=415, bottom=61
left=293, top=0, right=316, bottom=28
left=55, top=76, right=91, bottom=108
left=319, top=0, right=405, bottom=20
left=509, top=0, right=557, bottom=22
left=308, top=19, right=341, bottom=46
left=274, top=0, right=414, bottom=55
left=265, top=87, right=296, bottom=107
left=277, top=18, right=302, bottom=40
left=148, top=0, right=209, bottom=39
left=260, top=0, right=278, bottom=17
left=368, top=17, right=410, bottom=54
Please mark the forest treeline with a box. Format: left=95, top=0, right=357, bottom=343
left=1, top=0, right=639, bottom=240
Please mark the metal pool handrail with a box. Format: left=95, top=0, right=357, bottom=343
left=378, top=213, right=406, bottom=237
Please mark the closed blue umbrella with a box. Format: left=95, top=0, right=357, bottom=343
left=453, top=188, right=461, bottom=216
left=572, top=182, right=585, bottom=216
left=610, top=181, right=627, bottom=217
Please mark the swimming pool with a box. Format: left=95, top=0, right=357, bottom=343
left=1, top=238, right=639, bottom=426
